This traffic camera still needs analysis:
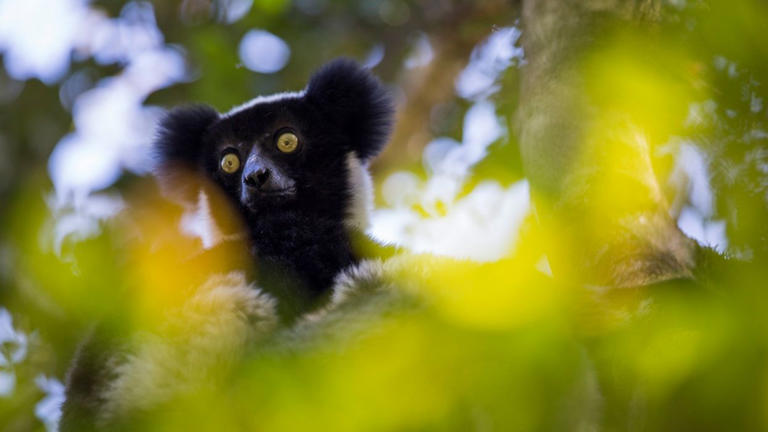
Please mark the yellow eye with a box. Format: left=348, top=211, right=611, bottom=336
left=276, top=132, right=299, bottom=153
left=220, top=153, right=240, bottom=174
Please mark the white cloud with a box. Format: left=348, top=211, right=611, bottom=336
left=371, top=181, right=530, bottom=261
left=35, top=375, right=64, bottom=432
left=455, top=26, right=524, bottom=100
left=238, top=30, right=291, bottom=73
left=372, top=99, right=526, bottom=262
left=0, top=0, right=89, bottom=83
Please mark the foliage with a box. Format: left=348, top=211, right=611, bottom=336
left=0, top=0, right=767, bottom=431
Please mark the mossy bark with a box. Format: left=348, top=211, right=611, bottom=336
left=517, top=0, right=696, bottom=287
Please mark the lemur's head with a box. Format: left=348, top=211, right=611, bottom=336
left=154, top=59, right=393, bottom=229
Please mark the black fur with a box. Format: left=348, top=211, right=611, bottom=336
left=154, top=58, right=394, bottom=319
left=59, top=328, right=116, bottom=432
left=305, top=58, right=394, bottom=161
left=154, top=105, right=219, bottom=166
left=60, top=60, right=395, bottom=431
left=153, top=105, right=220, bottom=203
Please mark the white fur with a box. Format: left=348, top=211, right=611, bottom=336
left=224, top=91, right=305, bottom=118
left=180, top=190, right=246, bottom=249
left=99, top=272, right=276, bottom=422
left=180, top=190, right=224, bottom=248
left=296, top=255, right=430, bottom=334
left=345, top=152, right=375, bottom=230
left=95, top=256, right=429, bottom=422
left=326, top=254, right=435, bottom=308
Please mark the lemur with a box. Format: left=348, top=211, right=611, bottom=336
left=154, top=58, right=395, bottom=319
left=60, top=59, right=397, bottom=430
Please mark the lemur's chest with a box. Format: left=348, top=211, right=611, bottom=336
left=246, top=215, right=358, bottom=319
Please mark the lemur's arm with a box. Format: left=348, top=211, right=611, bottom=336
left=60, top=272, right=277, bottom=430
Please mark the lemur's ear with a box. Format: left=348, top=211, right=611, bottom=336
left=305, top=58, right=394, bottom=162
left=154, top=105, right=219, bottom=168
left=153, top=105, right=219, bottom=203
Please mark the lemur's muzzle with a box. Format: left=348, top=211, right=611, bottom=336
left=240, top=150, right=296, bottom=207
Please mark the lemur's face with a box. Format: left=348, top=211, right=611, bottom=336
left=202, top=95, right=354, bottom=218
left=155, top=59, right=393, bottom=226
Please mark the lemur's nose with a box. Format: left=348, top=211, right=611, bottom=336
left=244, top=168, right=271, bottom=189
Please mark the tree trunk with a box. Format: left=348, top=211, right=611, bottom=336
left=517, top=0, right=697, bottom=287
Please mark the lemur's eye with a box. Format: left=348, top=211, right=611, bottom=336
left=220, top=153, right=240, bottom=174
left=276, top=132, right=299, bottom=153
